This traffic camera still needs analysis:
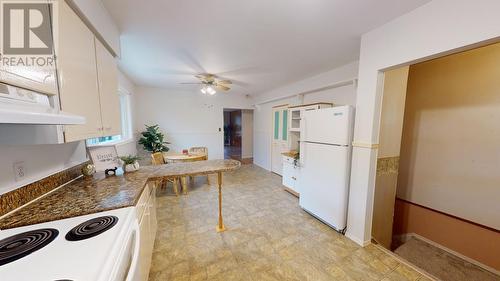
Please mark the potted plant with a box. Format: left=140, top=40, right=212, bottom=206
left=138, top=124, right=170, bottom=153
left=120, top=155, right=141, bottom=172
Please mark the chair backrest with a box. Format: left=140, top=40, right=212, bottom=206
left=189, top=147, right=208, bottom=160
left=189, top=146, right=208, bottom=155
left=151, top=152, right=165, bottom=165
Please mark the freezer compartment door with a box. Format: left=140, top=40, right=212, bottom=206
left=299, top=142, right=351, bottom=230
left=302, top=105, right=354, bottom=146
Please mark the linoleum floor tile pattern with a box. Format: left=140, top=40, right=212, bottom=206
left=149, top=165, right=428, bottom=281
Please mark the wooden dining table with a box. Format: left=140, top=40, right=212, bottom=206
left=163, top=153, right=208, bottom=194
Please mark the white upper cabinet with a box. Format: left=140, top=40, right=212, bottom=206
left=57, top=1, right=102, bottom=142
left=57, top=1, right=120, bottom=142
left=95, top=39, right=120, bottom=137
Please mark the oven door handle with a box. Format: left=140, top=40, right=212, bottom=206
left=125, top=220, right=141, bottom=281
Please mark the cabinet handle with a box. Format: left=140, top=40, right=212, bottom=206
left=291, top=177, right=296, bottom=180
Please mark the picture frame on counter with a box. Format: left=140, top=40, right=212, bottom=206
left=87, top=145, right=121, bottom=173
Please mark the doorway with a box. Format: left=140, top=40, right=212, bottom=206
left=223, top=109, right=253, bottom=164
left=372, top=43, right=500, bottom=281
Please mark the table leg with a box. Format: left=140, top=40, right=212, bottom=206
left=216, top=172, right=226, bottom=232
left=181, top=176, right=188, bottom=194
left=172, top=178, right=179, bottom=196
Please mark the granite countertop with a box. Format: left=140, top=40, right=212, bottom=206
left=0, top=159, right=241, bottom=230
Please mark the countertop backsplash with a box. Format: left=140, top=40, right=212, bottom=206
left=0, top=141, right=87, bottom=196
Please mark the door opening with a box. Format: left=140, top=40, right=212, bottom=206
left=223, top=109, right=253, bottom=164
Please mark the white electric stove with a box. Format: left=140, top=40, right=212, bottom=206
left=0, top=207, right=140, bottom=281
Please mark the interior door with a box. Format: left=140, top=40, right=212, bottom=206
left=271, top=107, right=288, bottom=175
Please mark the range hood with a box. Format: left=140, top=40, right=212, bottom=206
left=0, top=83, right=86, bottom=125
left=0, top=107, right=85, bottom=125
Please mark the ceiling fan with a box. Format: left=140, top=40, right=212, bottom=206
left=180, top=74, right=232, bottom=95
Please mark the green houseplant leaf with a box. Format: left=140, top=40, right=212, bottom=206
left=138, top=124, right=170, bottom=153
left=120, top=155, right=142, bottom=165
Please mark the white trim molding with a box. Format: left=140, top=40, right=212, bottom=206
left=345, top=232, right=371, bottom=247
left=254, top=78, right=358, bottom=106
left=352, top=142, right=379, bottom=149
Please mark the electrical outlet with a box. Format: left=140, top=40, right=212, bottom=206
left=13, top=161, right=26, bottom=182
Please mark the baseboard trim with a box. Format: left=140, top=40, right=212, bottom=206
left=283, top=187, right=299, bottom=198
left=345, top=232, right=371, bottom=247
left=394, top=233, right=500, bottom=276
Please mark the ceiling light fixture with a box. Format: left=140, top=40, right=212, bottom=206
left=201, top=85, right=216, bottom=95
left=207, top=86, right=216, bottom=95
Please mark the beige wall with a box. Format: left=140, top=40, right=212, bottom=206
left=397, top=43, right=500, bottom=230
left=393, top=43, right=500, bottom=271
left=377, top=67, right=409, bottom=158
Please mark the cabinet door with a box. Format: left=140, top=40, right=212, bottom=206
left=282, top=163, right=295, bottom=189
left=57, top=2, right=102, bottom=142
left=137, top=209, right=151, bottom=281
left=95, top=39, right=121, bottom=136
left=148, top=184, right=157, bottom=242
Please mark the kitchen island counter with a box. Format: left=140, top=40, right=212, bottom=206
left=0, top=159, right=240, bottom=230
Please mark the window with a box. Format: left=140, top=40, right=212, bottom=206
left=86, top=89, right=132, bottom=146
left=274, top=111, right=280, bottom=140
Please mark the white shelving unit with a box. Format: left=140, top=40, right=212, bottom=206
left=287, top=102, right=333, bottom=151
left=282, top=102, right=333, bottom=196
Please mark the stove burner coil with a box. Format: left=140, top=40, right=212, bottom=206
left=0, top=228, right=59, bottom=266
left=65, top=216, right=118, bottom=241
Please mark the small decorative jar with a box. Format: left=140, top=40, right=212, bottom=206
left=124, top=161, right=140, bottom=173
left=81, top=163, right=96, bottom=177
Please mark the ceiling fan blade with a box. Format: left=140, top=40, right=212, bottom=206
left=216, top=84, right=231, bottom=91
left=195, top=75, right=215, bottom=84
left=217, top=80, right=232, bottom=85
left=176, top=49, right=207, bottom=74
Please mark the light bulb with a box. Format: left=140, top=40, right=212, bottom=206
left=201, top=87, right=207, bottom=94
left=207, top=86, right=216, bottom=95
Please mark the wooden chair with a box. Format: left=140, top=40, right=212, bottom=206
left=188, top=147, right=210, bottom=185
left=151, top=152, right=179, bottom=196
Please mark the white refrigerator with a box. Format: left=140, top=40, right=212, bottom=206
left=299, top=105, right=354, bottom=231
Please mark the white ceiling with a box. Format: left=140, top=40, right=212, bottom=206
left=103, top=0, right=430, bottom=96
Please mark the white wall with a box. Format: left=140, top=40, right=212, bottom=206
left=252, top=61, right=359, bottom=170
left=241, top=110, right=253, bottom=159
left=0, top=141, right=87, bottom=195
left=347, top=0, right=500, bottom=246
left=133, top=87, right=253, bottom=160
